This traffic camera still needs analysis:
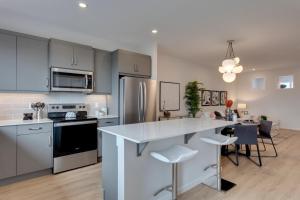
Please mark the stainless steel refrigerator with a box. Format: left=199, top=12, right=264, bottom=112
left=119, top=77, right=157, bottom=124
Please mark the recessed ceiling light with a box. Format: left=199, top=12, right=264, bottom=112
left=152, top=29, right=158, bottom=34
left=78, top=2, right=88, bottom=8
left=252, top=68, right=256, bottom=71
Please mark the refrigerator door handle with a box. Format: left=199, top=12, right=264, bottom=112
left=143, top=81, right=147, bottom=122
left=138, top=82, right=143, bottom=122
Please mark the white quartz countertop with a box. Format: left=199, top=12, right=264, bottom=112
left=99, top=118, right=236, bottom=143
left=0, top=118, right=53, bottom=127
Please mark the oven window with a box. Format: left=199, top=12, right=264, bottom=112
left=53, top=122, right=97, bottom=157
left=53, top=72, right=86, bottom=89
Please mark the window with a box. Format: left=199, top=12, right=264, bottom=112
left=252, top=77, right=265, bottom=90
left=278, top=75, right=294, bottom=89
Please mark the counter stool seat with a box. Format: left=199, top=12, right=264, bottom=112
left=200, top=133, right=238, bottom=192
left=151, top=145, right=198, bottom=200
left=150, top=145, right=198, bottom=164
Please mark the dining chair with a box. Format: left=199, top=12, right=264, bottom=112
left=257, top=120, right=278, bottom=157
left=228, top=124, right=262, bottom=167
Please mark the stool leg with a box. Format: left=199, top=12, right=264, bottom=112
left=216, top=145, right=221, bottom=191
left=172, top=163, right=178, bottom=200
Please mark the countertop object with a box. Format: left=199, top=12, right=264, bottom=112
left=99, top=118, right=236, bottom=143
left=0, top=118, right=53, bottom=127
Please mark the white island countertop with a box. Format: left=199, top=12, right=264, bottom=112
left=0, top=118, right=53, bottom=127
left=99, top=118, right=236, bottom=143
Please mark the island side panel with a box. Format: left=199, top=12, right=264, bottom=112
left=102, top=132, right=118, bottom=200
left=122, top=129, right=217, bottom=200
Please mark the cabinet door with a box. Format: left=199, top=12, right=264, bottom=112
left=17, top=37, right=49, bottom=91
left=0, top=33, right=17, bottom=90
left=49, top=39, right=74, bottom=69
left=17, top=132, right=52, bottom=175
left=134, top=53, right=151, bottom=77
left=94, top=50, right=112, bottom=94
left=73, top=45, right=94, bottom=71
left=0, top=126, right=17, bottom=179
left=115, top=50, right=151, bottom=77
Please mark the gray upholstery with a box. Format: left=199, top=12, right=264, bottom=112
left=259, top=120, right=273, bottom=138
left=234, top=125, right=258, bottom=145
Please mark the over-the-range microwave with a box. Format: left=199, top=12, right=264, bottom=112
left=50, top=67, right=93, bottom=93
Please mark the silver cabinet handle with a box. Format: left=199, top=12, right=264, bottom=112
left=29, top=127, right=42, bottom=131
left=48, top=135, right=52, bottom=147
left=143, top=81, right=147, bottom=122
left=46, top=78, right=49, bottom=88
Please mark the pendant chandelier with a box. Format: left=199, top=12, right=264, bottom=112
left=219, top=40, right=243, bottom=83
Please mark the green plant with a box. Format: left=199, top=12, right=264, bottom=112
left=184, top=81, right=203, bottom=118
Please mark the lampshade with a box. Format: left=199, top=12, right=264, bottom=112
left=223, top=72, right=236, bottom=83
left=237, top=103, right=247, bottom=109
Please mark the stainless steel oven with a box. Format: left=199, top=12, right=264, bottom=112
left=50, top=67, right=93, bottom=93
left=48, top=104, right=98, bottom=174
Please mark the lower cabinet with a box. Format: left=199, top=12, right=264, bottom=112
left=0, top=126, right=17, bottom=179
left=17, top=131, right=52, bottom=175
left=98, top=118, right=119, bottom=157
left=0, top=123, right=53, bottom=180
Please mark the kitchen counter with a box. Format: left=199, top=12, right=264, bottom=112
left=100, top=118, right=235, bottom=200
left=0, top=118, right=53, bottom=127
left=99, top=118, right=235, bottom=143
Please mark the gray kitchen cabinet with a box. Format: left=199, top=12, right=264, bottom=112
left=0, top=33, right=17, bottom=91
left=94, top=49, right=112, bottom=94
left=73, top=45, right=94, bottom=71
left=97, top=117, right=119, bottom=157
left=49, top=39, right=94, bottom=71
left=17, top=36, right=49, bottom=91
left=17, top=123, right=52, bottom=175
left=0, top=126, right=17, bottom=179
left=112, top=49, right=151, bottom=77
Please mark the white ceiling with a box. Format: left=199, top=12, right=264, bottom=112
left=0, top=0, right=299, bottom=70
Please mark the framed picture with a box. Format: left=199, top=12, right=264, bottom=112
left=220, top=91, right=227, bottom=106
left=159, top=81, right=180, bottom=111
left=201, top=90, right=211, bottom=106
left=211, top=91, right=220, bottom=106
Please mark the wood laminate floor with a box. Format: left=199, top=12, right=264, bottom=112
left=0, top=129, right=299, bottom=200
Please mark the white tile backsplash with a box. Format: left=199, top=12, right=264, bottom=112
left=0, top=93, right=108, bottom=120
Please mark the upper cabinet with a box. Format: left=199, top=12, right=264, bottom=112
left=94, top=49, right=112, bottom=94
left=17, top=36, right=49, bottom=92
left=112, top=49, right=151, bottom=77
left=0, top=31, right=49, bottom=92
left=49, top=39, right=94, bottom=72
left=0, top=33, right=17, bottom=91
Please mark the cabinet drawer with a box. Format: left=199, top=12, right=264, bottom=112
left=98, top=118, right=119, bottom=127
left=17, top=123, right=52, bottom=135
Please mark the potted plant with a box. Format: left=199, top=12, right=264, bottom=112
left=184, top=81, right=203, bottom=118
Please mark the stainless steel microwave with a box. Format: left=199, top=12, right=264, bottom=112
left=50, top=67, right=93, bottom=93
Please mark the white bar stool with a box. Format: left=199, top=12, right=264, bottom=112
left=200, top=133, right=238, bottom=191
left=150, top=145, right=198, bottom=200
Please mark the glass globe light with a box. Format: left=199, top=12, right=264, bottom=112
left=222, top=59, right=235, bottom=72
left=219, top=66, right=226, bottom=73
left=233, top=57, right=240, bottom=65
left=223, top=72, right=236, bottom=83
left=232, top=65, right=243, bottom=73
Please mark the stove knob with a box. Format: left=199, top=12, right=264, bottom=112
left=51, top=106, right=55, bottom=109
left=82, top=106, right=85, bottom=108
left=79, top=106, right=82, bottom=109
left=56, top=106, right=59, bottom=109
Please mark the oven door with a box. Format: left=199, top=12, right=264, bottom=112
left=53, top=120, right=97, bottom=157
left=51, top=67, right=93, bottom=93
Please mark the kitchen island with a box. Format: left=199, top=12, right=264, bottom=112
left=99, top=118, right=235, bottom=200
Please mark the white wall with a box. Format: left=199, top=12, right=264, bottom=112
left=236, top=67, right=300, bottom=130
left=157, top=49, right=236, bottom=117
